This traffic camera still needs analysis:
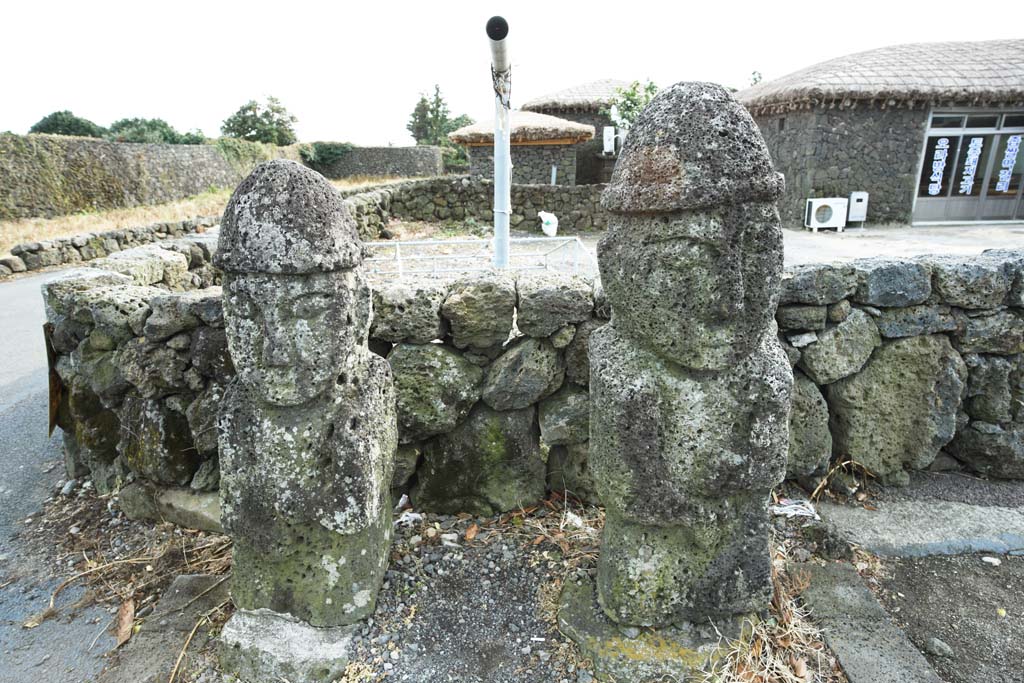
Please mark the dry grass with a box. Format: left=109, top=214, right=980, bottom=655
left=0, top=189, right=232, bottom=256
left=697, top=544, right=848, bottom=683
left=0, top=175, right=410, bottom=256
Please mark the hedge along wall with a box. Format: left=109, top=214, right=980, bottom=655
left=45, top=238, right=1024, bottom=531
left=0, top=134, right=441, bottom=221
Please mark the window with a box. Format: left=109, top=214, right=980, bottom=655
left=917, top=136, right=960, bottom=198
left=950, top=135, right=993, bottom=197
left=966, top=115, right=999, bottom=128
left=778, top=117, right=786, bottom=132
left=931, top=115, right=965, bottom=128
left=1004, top=114, right=1024, bottom=128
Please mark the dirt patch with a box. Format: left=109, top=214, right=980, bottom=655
left=875, top=554, right=1024, bottom=683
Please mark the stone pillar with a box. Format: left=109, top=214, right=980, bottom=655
left=214, top=160, right=397, bottom=682
left=559, top=83, right=793, bottom=680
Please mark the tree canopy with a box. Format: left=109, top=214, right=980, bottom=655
left=29, top=111, right=106, bottom=138
left=221, top=96, right=298, bottom=146
left=407, top=85, right=473, bottom=169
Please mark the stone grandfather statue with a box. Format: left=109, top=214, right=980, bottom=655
left=560, top=83, right=793, bottom=680
left=215, top=160, right=397, bottom=681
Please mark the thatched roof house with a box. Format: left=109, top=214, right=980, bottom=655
left=448, top=111, right=594, bottom=146
left=740, top=39, right=1024, bottom=115
left=742, top=39, right=1024, bottom=228
left=449, top=111, right=595, bottom=185
left=521, top=79, right=632, bottom=114
left=518, top=79, right=631, bottom=184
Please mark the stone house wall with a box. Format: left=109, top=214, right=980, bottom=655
left=45, top=239, right=1024, bottom=526
left=466, top=145, right=578, bottom=185
left=525, top=109, right=617, bottom=185
left=752, top=107, right=929, bottom=227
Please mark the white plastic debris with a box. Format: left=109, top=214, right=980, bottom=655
left=982, top=556, right=1002, bottom=567
left=394, top=510, right=423, bottom=527
left=769, top=498, right=821, bottom=521
left=538, top=211, right=559, bottom=237
left=394, top=493, right=410, bottom=511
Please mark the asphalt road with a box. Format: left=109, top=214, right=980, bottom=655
left=0, top=270, right=115, bottom=683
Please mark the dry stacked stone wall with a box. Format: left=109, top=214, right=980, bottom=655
left=466, top=145, right=578, bottom=185
left=45, top=239, right=1024, bottom=524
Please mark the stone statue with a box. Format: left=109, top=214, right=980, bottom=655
left=560, top=83, right=793, bottom=679
left=215, top=160, right=397, bottom=681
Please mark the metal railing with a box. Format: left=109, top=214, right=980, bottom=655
left=363, top=236, right=596, bottom=278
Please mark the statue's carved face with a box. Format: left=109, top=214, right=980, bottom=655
left=597, top=203, right=783, bottom=370
left=223, top=270, right=371, bottom=406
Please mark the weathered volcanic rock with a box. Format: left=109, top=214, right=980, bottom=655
left=826, top=335, right=967, bottom=485
left=387, top=342, right=482, bottom=443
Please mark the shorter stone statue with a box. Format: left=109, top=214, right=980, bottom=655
left=559, top=83, right=793, bottom=681
left=215, top=160, right=397, bottom=682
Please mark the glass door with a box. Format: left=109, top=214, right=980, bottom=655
left=913, top=111, right=1024, bottom=223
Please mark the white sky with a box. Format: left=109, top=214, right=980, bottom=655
left=2, top=0, right=1019, bottom=146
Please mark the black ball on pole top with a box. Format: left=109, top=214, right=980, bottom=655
left=486, top=16, right=508, bottom=41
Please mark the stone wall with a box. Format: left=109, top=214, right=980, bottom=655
left=0, top=134, right=298, bottom=221
left=350, top=176, right=608, bottom=234
left=311, top=146, right=443, bottom=178
left=0, top=134, right=439, bottom=222
left=753, top=107, right=929, bottom=227
left=525, top=109, right=616, bottom=185
left=1, top=216, right=218, bottom=277
left=466, top=144, right=578, bottom=185
left=46, top=242, right=1024, bottom=522
left=2, top=176, right=607, bottom=276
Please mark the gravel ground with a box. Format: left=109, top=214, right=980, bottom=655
left=876, top=554, right=1024, bottom=683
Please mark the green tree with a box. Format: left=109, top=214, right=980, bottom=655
left=107, top=118, right=205, bottom=144
left=750, top=70, right=763, bottom=86
left=407, top=85, right=473, bottom=169
left=29, top=111, right=106, bottom=138
left=221, top=96, right=297, bottom=146
left=601, top=80, right=659, bottom=129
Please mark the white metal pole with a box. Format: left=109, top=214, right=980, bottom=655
left=487, top=16, right=511, bottom=269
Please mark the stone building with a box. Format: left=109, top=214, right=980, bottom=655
left=522, top=79, right=630, bottom=184
left=448, top=111, right=593, bottom=186
left=739, top=40, right=1024, bottom=227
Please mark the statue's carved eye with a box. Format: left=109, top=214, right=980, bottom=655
left=292, top=293, right=333, bottom=319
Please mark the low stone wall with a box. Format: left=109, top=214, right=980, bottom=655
left=44, top=238, right=1024, bottom=523
left=312, top=146, right=443, bottom=178
left=1, top=216, right=218, bottom=277
left=340, top=176, right=608, bottom=234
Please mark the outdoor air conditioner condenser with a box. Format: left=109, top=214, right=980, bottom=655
left=804, top=198, right=849, bottom=232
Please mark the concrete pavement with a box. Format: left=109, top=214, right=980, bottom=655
left=0, top=271, right=116, bottom=683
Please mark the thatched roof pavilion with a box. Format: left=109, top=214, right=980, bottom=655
left=740, top=39, right=1024, bottom=116
left=448, top=111, right=594, bottom=146
left=521, top=79, right=632, bottom=113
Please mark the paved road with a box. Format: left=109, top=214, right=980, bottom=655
left=0, top=270, right=115, bottom=683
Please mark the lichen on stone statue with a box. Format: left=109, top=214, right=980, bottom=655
left=561, top=83, right=793, bottom=681
left=214, top=160, right=397, bottom=681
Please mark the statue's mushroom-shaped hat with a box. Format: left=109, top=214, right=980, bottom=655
left=602, top=82, right=784, bottom=213
left=215, top=159, right=363, bottom=274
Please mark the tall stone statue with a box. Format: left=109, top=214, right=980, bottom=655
left=560, top=83, right=793, bottom=680
left=215, top=160, right=397, bottom=682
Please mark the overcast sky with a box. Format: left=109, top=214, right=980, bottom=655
left=3, top=0, right=1019, bottom=146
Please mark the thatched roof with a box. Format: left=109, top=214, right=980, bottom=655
left=739, top=39, right=1024, bottom=115
left=521, top=79, right=632, bottom=113
left=448, top=111, right=595, bottom=145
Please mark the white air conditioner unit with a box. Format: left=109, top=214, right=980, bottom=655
left=805, top=198, right=849, bottom=232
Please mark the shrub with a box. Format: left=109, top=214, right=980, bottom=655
left=29, top=111, right=106, bottom=138
left=299, top=141, right=355, bottom=173
left=213, top=137, right=276, bottom=174
left=221, top=96, right=297, bottom=146
left=107, top=118, right=206, bottom=145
